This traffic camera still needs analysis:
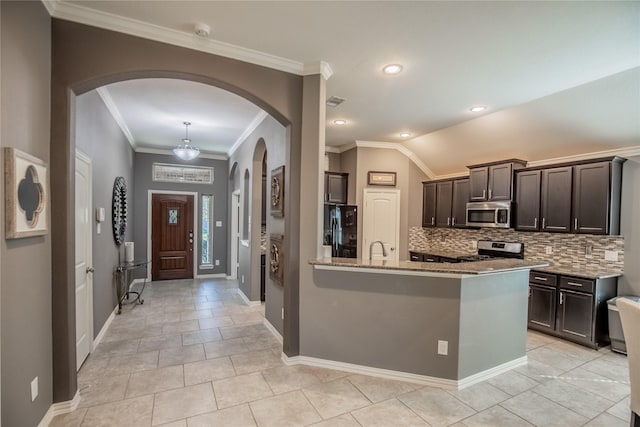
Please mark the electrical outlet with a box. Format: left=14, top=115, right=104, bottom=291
left=604, top=250, right=619, bottom=262
left=437, top=340, right=448, bottom=355
left=471, top=241, right=478, bottom=249
left=31, top=377, right=38, bottom=402
left=215, top=260, right=220, bottom=266
left=281, top=308, right=284, bottom=320
left=545, top=246, right=553, bottom=255
left=215, top=221, right=222, bottom=227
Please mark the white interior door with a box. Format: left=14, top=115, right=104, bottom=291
left=75, top=151, right=93, bottom=370
left=362, top=189, right=400, bottom=261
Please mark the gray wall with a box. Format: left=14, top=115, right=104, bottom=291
left=340, top=148, right=358, bottom=205
left=75, top=90, right=135, bottom=337
left=0, top=1, right=53, bottom=425
left=133, top=152, right=229, bottom=277
left=619, top=157, right=640, bottom=296
left=229, top=116, right=287, bottom=333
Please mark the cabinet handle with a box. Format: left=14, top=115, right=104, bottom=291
left=567, top=281, right=583, bottom=287
left=559, top=292, right=564, bottom=305
left=574, top=218, right=578, bottom=230
left=328, top=193, right=331, bottom=201
left=447, top=217, right=450, bottom=226
left=542, top=218, right=546, bottom=229
left=482, top=189, right=486, bottom=199
left=452, top=217, right=456, bottom=226
left=534, top=218, right=538, bottom=228
left=488, top=189, right=492, bottom=199
left=534, top=276, right=547, bottom=281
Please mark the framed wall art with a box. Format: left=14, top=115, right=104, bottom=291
left=367, top=171, right=397, bottom=187
left=270, top=165, right=285, bottom=217
left=4, top=147, right=49, bottom=239
left=269, top=233, right=284, bottom=286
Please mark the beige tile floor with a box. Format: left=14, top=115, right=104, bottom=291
left=51, top=278, right=632, bottom=426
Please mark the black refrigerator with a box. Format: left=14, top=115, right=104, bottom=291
left=323, top=204, right=358, bottom=258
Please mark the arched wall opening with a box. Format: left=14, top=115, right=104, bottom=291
left=50, top=18, right=320, bottom=403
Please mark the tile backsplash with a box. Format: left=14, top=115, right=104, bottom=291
left=409, top=227, right=624, bottom=273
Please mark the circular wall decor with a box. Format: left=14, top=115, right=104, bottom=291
left=112, top=176, right=127, bottom=246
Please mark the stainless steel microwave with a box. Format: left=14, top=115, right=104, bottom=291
left=466, top=201, right=512, bottom=228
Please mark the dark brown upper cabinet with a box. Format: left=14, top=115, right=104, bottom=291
left=422, top=178, right=469, bottom=228
left=468, top=159, right=526, bottom=201
left=573, top=160, right=623, bottom=235
left=422, top=182, right=437, bottom=227
left=325, top=171, right=348, bottom=204
left=435, top=180, right=453, bottom=227
left=541, top=166, right=573, bottom=232
left=514, top=157, right=624, bottom=235
left=451, top=178, right=470, bottom=227
left=514, top=170, right=541, bottom=231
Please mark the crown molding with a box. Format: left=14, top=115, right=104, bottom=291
left=355, top=140, right=436, bottom=178
left=228, top=111, right=269, bottom=157
left=526, top=145, right=640, bottom=167
left=43, top=0, right=314, bottom=76
left=95, top=87, right=136, bottom=148
left=136, top=147, right=228, bottom=160
left=304, top=61, right=334, bottom=80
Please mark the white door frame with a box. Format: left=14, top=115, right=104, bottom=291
left=75, top=150, right=94, bottom=369
left=229, top=190, right=241, bottom=279
left=147, top=190, right=199, bottom=281
left=362, top=188, right=401, bottom=261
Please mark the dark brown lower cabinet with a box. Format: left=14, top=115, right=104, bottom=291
left=528, top=284, right=556, bottom=332
left=527, top=271, right=617, bottom=349
left=557, top=290, right=593, bottom=343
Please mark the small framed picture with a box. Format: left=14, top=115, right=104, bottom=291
left=4, top=147, right=49, bottom=239
left=270, top=165, right=285, bottom=217
left=367, top=171, right=396, bottom=186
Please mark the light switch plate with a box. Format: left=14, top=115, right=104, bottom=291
left=215, top=221, right=222, bottom=227
left=545, top=246, right=553, bottom=255
left=471, top=241, right=478, bottom=249
left=604, top=250, right=619, bottom=262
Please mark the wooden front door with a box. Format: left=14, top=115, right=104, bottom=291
left=152, top=194, right=194, bottom=280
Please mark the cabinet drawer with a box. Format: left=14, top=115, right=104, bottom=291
left=530, top=271, right=557, bottom=286
left=409, top=252, right=423, bottom=262
left=560, top=276, right=594, bottom=293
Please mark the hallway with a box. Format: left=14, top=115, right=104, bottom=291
left=51, top=278, right=631, bottom=426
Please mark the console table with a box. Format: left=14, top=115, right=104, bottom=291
left=115, top=259, right=150, bottom=314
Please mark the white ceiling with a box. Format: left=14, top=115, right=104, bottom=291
left=58, top=1, right=640, bottom=168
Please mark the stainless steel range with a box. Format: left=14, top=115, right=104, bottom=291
left=459, top=240, right=524, bottom=262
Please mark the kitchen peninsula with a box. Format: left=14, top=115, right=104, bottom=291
left=306, top=257, right=548, bottom=389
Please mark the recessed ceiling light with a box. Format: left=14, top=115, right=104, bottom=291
left=333, top=119, right=347, bottom=125
left=400, top=132, right=411, bottom=138
left=383, top=64, right=403, bottom=75
left=469, top=105, right=487, bottom=113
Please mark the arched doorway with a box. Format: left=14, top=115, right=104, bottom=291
left=50, top=19, right=319, bottom=403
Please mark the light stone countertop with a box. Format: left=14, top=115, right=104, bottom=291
left=532, top=265, right=622, bottom=280
left=409, top=248, right=478, bottom=259
left=310, top=257, right=548, bottom=276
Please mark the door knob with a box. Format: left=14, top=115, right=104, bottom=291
left=86, top=267, right=95, bottom=273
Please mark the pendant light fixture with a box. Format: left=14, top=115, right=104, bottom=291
left=173, top=121, right=200, bottom=161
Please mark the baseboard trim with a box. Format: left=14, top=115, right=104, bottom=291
left=38, top=390, right=81, bottom=427
left=93, top=306, right=117, bottom=349
left=196, top=273, right=227, bottom=279
left=263, top=318, right=283, bottom=345
left=456, top=356, right=528, bottom=389
left=236, top=288, right=262, bottom=307
left=281, top=354, right=527, bottom=390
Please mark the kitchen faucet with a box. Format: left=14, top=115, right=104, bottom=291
left=369, top=240, right=388, bottom=260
